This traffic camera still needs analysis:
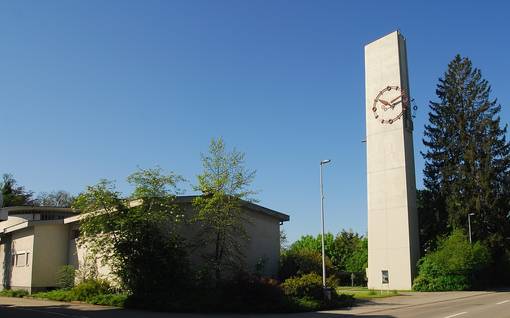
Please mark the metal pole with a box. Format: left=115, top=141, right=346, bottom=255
left=320, top=162, right=326, bottom=288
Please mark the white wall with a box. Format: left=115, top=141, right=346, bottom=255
left=8, top=228, right=34, bottom=290
left=365, top=31, right=419, bottom=290
left=31, top=224, right=69, bottom=288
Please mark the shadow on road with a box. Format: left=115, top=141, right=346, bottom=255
left=0, top=303, right=397, bottom=318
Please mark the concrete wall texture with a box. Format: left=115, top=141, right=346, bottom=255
left=365, top=31, right=420, bottom=290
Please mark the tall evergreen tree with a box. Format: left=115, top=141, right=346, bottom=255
left=422, top=55, right=510, bottom=251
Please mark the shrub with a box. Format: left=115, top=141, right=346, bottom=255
left=0, top=289, right=29, bottom=297
left=33, top=289, right=73, bottom=302
left=217, top=272, right=286, bottom=312
left=56, top=265, right=76, bottom=290
left=413, top=229, right=491, bottom=291
left=280, top=249, right=334, bottom=280
left=282, top=273, right=323, bottom=301
left=70, top=279, right=112, bottom=301
left=87, top=293, right=128, bottom=307
left=33, top=287, right=127, bottom=307
left=281, top=273, right=354, bottom=311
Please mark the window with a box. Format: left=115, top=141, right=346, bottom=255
left=16, top=253, right=26, bottom=267
left=12, top=251, right=30, bottom=267
left=381, top=270, right=389, bottom=284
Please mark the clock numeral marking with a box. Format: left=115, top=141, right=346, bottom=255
left=373, top=85, right=408, bottom=125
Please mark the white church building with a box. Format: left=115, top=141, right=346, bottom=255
left=0, top=197, right=289, bottom=292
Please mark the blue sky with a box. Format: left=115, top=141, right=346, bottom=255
left=1, top=1, right=509, bottom=243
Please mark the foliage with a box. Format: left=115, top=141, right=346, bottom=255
left=69, top=279, right=113, bottom=300
left=74, top=167, right=189, bottom=299
left=0, top=174, right=34, bottom=207
left=413, top=230, right=491, bottom=291
left=192, top=137, right=256, bottom=281
left=56, top=265, right=75, bottom=290
left=282, top=272, right=324, bottom=300
left=344, top=237, right=368, bottom=273
left=421, top=55, right=510, bottom=252
left=280, top=228, right=288, bottom=251
left=280, top=248, right=334, bottom=280
left=213, top=273, right=286, bottom=312
left=75, top=253, right=99, bottom=283
left=417, top=189, right=446, bottom=254
left=33, top=280, right=127, bottom=307
left=281, top=273, right=355, bottom=311
left=285, top=230, right=368, bottom=275
left=0, top=289, right=29, bottom=297
left=35, top=191, right=75, bottom=207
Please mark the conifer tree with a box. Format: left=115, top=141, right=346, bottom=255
left=422, top=55, right=510, bottom=251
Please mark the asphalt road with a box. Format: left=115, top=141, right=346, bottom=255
left=0, top=291, right=509, bottom=318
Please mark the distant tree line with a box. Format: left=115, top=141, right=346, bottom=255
left=0, top=173, right=74, bottom=208
left=280, top=230, right=368, bottom=286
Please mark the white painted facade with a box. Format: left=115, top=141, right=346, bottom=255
left=365, top=31, right=420, bottom=290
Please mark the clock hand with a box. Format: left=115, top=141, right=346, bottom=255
left=391, top=100, right=402, bottom=107
left=390, top=95, right=402, bottom=104
left=378, top=98, right=391, bottom=106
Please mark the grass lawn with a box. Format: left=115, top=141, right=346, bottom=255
left=336, top=286, right=400, bottom=299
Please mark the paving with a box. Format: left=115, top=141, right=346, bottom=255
left=1, top=290, right=510, bottom=317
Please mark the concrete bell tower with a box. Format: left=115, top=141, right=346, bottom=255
left=365, top=31, right=420, bottom=290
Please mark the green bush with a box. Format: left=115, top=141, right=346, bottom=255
left=33, top=280, right=126, bottom=307
left=33, top=287, right=127, bottom=307
left=33, top=289, right=73, bottom=302
left=70, top=279, right=112, bottom=301
left=413, top=229, right=491, bottom=291
left=282, top=273, right=323, bottom=301
left=56, top=265, right=75, bottom=290
left=0, top=289, right=29, bottom=298
left=281, top=273, right=354, bottom=312
left=86, top=293, right=128, bottom=307
left=280, top=249, right=334, bottom=280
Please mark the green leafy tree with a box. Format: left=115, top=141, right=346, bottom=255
left=0, top=174, right=34, bottom=207
left=193, top=137, right=256, bottom=281
left=422, top=55, right=510, bottom=251
left=413, top=229, right=491, bottom=291
left=75, top=167, right=189, bottom=299
left=288, top=231, right=366, bottom=273
left=344, top=237, right=368, bottom=273
left=280, top=248, right=334, bottom=280
left=332, top=230, right=366, bottom=272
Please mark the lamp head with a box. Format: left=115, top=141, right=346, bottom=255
left=320, top=159, right=331, bottom=165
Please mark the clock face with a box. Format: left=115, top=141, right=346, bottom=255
left=372, top=86, right=409, bottom=124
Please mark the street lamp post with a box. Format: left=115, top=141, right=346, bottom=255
left=320, top=159, right=331, bottom=291
left=468, top=213, right=475, bottom=244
